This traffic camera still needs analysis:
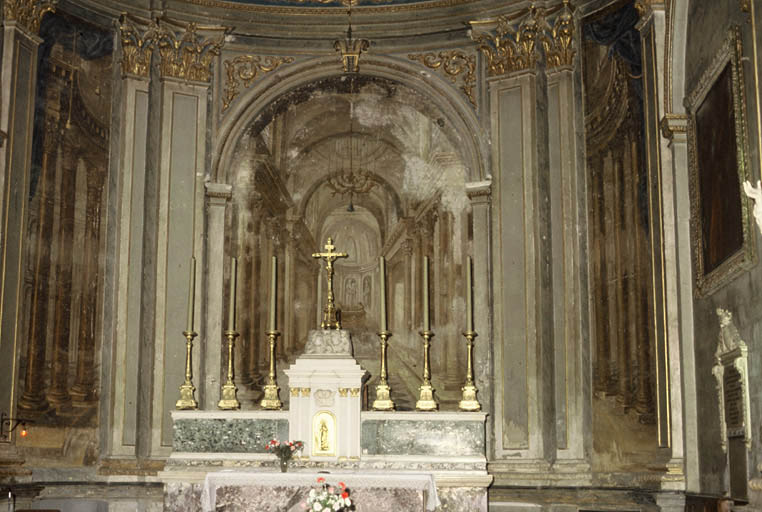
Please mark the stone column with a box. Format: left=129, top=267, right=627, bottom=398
left=0, top=6, right=48, bottom=466
left=203, top=183, right=233, bottom=409
left=547, top=56, right=592, bottom=474
left=637, top=6, right=685, bottom=472
left=661, top=113, right=698, bottom=490
left=101, top=15, right=151, bottom=458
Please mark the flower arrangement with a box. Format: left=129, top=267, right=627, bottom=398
left=265, top=439, right=303, bottom=471
left=303, top=477, right=354, bottom=511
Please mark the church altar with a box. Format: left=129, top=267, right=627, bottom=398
left=160, top=240, right=491, bottom=511
left=198, top=471, right=439, bottom=512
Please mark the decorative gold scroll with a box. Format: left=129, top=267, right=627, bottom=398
left=408, top=50, right=476, bottom=106
left=3, top=0, right=55, bottom=35
left=223, top=55, right=295, bottom=111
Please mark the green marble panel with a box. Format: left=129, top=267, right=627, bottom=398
left=173, top=418, right=289, bottom=453
left=361, top=420, right=484, bottom=456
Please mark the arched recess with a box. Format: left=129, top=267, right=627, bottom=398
left=212, top=55, right=490, bottom=186
left=211, top=54, right=491, bottom=410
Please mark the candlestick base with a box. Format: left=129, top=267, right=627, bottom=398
left=176, top=383, right=197, bottom=410
left=459, top=384, right=481, bottom=411
left=260, top=383, right=282, bottom=410
left=415, top=383, right=438, bottom=411
left=218, top=382, right=240, bottom=410
left=372, top=382, right=395, bottom=411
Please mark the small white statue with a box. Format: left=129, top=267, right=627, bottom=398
left=743, top=179, right=762, bottom=236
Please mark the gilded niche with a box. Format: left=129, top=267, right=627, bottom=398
left=469, top=0, right=576, bottom=76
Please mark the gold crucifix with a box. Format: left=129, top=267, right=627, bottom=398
left=312, top=237, right=349, bottom=329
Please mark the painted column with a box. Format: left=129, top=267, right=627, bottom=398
left=465, top=182, right=491, bottom=420
left=18, top=117, right=60, bottom=413
left=48, top=142, right=76, bottom=407
left=204, top=183, right=233, bottom=409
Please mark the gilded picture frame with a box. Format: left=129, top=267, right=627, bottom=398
left=686, top=26, right=755, bottom=297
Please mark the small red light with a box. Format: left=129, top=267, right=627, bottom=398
left=19, top=427, right=27, bottom=437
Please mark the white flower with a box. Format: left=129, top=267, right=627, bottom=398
left=309, top=489, right=316, bottom=499
left=333, top=503, right=341, bottom=511
left=312, top=503, right=322, bottom=511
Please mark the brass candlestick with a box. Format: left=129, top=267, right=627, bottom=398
left=176, top=330, right=198, bottom=409
left=459, top=330, right=481, bottom=411
left=260, top=329, right=282, bottom=410
left=416, top=330, right=438, bottom=411
left=372, top=330, right=395, bottom=411
left=218, top=329, right=240, bottom=409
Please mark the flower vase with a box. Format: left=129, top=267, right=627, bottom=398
left=280, top=459, right=288, bottom=473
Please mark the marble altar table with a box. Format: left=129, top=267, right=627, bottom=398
left=200, top=470, right=439, bottom=512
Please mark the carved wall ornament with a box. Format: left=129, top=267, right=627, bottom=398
left=314, top=389, right=333, bottom=406
left=686, top=27, right=755, bottom=297
left=223, top=55, right=295, bottom=112
left=408, top=50, right=477, bottom=106
left=742, top=180, right=762, bottom=237
left=712, top=308, right=751, bottom=452
left=335, top=32, right=370, bottom=73
left=3, top=0, right=56, bottom=35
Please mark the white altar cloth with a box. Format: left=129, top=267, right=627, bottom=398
left=202, top=470, right=440, bottom=511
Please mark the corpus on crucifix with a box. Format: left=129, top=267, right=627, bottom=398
left=312, top=237, right=349, bottom=330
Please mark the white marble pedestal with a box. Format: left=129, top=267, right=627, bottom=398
left=285, top=330, right=367, bottom=461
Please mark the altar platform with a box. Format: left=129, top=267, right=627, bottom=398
left=160, top=410, right=491, bottom=511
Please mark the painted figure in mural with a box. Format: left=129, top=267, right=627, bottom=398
left=345, top=277, right=357, bottom=306
left=362, top=275, right=371, bottom=309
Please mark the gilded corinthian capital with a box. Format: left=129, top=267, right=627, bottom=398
left=117, top=14, right=228, bottom=82
left=154, top=19, right=228, bottom=82
left=469, top=6, right=544, bottom=76
left=542, top=0, right=576, bottom=69
left=4, top=0, right=56, bottom=35
left=470, top=1, right=577, bottom=76
left=118, top=14, right=155, bottom=78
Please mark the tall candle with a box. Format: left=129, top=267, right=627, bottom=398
left=379, top=256, right=387, bottom=331
left=186, top=256, right=196, bottom=332
left=466, top=256, right=473, bottom=332
left=269, top=256, right=277, bottom=331
left=228, top=257, right=237, bottom=331
left=423, top=256, right=430, bottom=331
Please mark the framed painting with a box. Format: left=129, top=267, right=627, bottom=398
left=687, top=27, right=755, bottom=297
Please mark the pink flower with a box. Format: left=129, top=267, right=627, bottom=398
left=339, top=482, right=345, bottom=489
left=317, top=477, right=325, bottom=484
